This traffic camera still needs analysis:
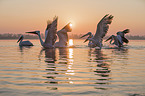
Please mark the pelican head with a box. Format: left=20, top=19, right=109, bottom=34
left=80, top=32, right=93, bottom=43
left=26, top=31, right=40, bottom=35
left=123, top=29, right=129, bottom=34
left=17, top=35, right=23, bottom=43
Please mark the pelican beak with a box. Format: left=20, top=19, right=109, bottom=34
left=80, top=33, right=88, bottom=38
left=80, top=32, right=92, bottom=38
left=26, top=31, right=38, bottom=35
left=17, top=36, right=23, bottom=43
left=80, top=35, right=86, bottom=38
left=84, top=38, right=89, bottom=43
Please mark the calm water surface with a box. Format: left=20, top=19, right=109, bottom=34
left=0, top=39, right=145, bottom=96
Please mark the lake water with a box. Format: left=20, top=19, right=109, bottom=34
left=0, top=39, right=145, bottom=96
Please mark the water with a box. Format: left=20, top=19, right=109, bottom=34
left=0, top=39, right=145, bottom=96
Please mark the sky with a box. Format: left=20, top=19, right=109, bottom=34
left=0, top=0, right=145, bottom=36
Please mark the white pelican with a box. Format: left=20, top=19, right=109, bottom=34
left=105, top=29, right=130, bottom=47
left=17, top=35, right=33, bottom=46
left=54, top=22, right=72, bottom=48
left=26, top=17, right=58, bottom=49
left=81, top=14, right=113, bottom=49
left=105, top=35, right=123, bottom=47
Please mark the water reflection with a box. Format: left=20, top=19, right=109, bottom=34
left=111, top=48, right=129, bottom=69
left=18, top=46, right=33, bottom=53
left=40, top=48, right=74, bottom=90
left=18, top=46, right=33, bottom=63
left=88, top=48, right=111, bottom=90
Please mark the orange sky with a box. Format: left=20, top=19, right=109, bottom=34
left=0, top=0, right=145, bottom=36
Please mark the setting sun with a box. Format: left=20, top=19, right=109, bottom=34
left=69, top=23, right=73, bottom=27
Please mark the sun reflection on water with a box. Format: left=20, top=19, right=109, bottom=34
left=68, top=39, right=74, bottom=47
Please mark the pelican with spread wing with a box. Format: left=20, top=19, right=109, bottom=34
left=55, top=22, right=72, bottom=48
left=105, top=29, right=129, bottom=47
left=105, top=35, right=123, bottom=47
left=81, top=14, right=113, bottom=49
left=26, top=17, right=58, bottom=49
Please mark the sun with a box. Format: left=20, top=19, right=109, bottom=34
left=69, top=23, right=73, bottom=27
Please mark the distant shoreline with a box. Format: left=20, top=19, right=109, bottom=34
left=0, top=33, right=145, bottom=40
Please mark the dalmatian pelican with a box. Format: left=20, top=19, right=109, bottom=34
left=26, top=17, right=58, bottom=49
left=105, top=29, right=129, bottom=47
left=81, top=14, right=114, bottom=49
left=105, top=35, right=123, bottom=47
left=17, top=35, right=33, bottom=46
left=54, top=22, right=72, bottom=48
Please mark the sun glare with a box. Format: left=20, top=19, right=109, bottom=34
left=68, top=39, right=73, bottom=46
left=69, top=23, right=73, bottom=27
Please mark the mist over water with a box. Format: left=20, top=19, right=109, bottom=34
left=0, top=39, right=145, bottom=96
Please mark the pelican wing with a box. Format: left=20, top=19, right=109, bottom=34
left=57, top=29, right=68, bottom=45
left=45, top=20, right=52, bottom=40
left=122, top=37, right=129, bottom=43
left=44, top=17, right=58, bottom=47
left=56, top=22, right=72, bottom=47
left=93, top=14, right=113, bottom=42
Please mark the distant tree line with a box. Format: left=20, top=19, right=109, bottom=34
left=0, top=33, right=145, bottom=40
left=125, top=35, right=145, bottom=40
left=0, top=33, right=43, bottom=39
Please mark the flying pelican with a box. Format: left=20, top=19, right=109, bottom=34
left=54, top=22, right=72, bottom=48
left=17, top=35, right=33, bottom=46
left=26, top=17, right=58, bottom=49
left=81, top=14, right=114, bottom=49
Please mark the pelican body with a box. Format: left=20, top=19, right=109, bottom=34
left=17, top=35, right=33, bottom=46
left=81, top=14, right=114, bottom=49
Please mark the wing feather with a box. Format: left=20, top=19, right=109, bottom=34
left=44, top=16, right=58, bottom=46
left=93, top=14, right=113, bottom=42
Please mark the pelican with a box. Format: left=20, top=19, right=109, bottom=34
left=105, top=35, right=123, bottom=47
left=26, top=17, right=58, bottom=49
left=81, top=14, right=114, bottom=49
left=105, top=29, right=130, bottom=47
left=17, top=35, right=33, bottom=46
left=54, top=22, right=72, bottom=48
